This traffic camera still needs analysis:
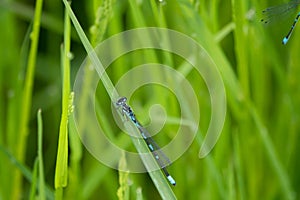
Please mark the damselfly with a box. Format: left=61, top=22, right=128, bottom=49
left=116, top=97, right=176, bottom=186
left=261, top=0, right=300, bottom=44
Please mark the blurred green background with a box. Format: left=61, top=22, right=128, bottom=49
left=0, top=0, right=299, bottom=199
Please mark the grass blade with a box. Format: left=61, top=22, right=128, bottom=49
left=13, top=0, right=43, bottom=197
left=61, top=1, right=177, bottom=198
left=37, top=109, right=46, bottom=200
left=29, top=158, right=39, bottom=200
left=54, top=3, right=72, bottom=193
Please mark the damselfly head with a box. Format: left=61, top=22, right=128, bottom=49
left=116, top=97, right=128, bottom=106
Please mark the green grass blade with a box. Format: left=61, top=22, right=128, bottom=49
left=117, top=152, right=130, bottom=200
left=232, top=131, right=246, bottom=200
left=125, top=123, right=176, bottom=200
left=65, top=110, right=83, bottom=199
left=13, top=0, right=43, bottom=197
left=29, top=158, right=39, bottom=200
left=62, top=1, right=177, bottom=198
left=54, top=4, right=72, bottom=191
left=0, top=4, right=22, bottom=199
left=37, top=109, right=46, bottom=200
